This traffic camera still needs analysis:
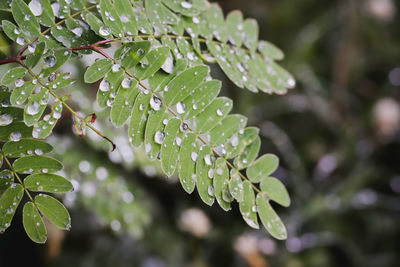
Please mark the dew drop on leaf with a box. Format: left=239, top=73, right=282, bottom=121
left=176, top=102, right=186, bottom=114
left=150, top=96, right=162, bottom=111
left=0, top=114, right=13, bottom=126
left=181, top=1, right=192, bottom=9
left=44, top=56, right=56, bottom=68
left=99, top=80, right=110, bottom=92
left=27, top=101, right=40, bottom=115
left=28, top=0, right=43, bottom=16
left=10, top=131, right=21, bottom=142
left=16, top=37, right=26, bottom=46
left=71, top=27, right=83, bottom=37
left=121, top=77, right=132, bottom=88
left=99, top=26, right=111, bottom=36
left=154, top=130, right=165, bottom=144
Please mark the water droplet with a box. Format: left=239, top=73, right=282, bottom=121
left=252, top=205, right=258, bottom=212
left=192, top=104, right=198, bottom=110
left=28, top=0, right=43, bottom=16
left=230, top=134, right=239, bottom=147
left=106, top=99, right=114, bottom=107
left=14, top=28, right=21, bottom=35
left=71, top=27, right=83, bottom=37
left=187, top=51, right=195, bottom=61
left=192, top=16, right=200, bottom=24
left=24, top=14, right=31, bottom=21
left=150, top=96, right=162, bottom=111
left=121, top=77, right=132, bottom=88
left=287, top=78, right=296, bottom=88
left=161, top=53, right=174, bottom=74
left=216, top=168, right=223, bottom=175
left=112, top=64, right=121, bottom=72
left=204, top=154, right=212, bottom=165
left=27, top=101, right=40, bottom=115
left=180, top=122, right=188, bottom=131
left=191, top=151, right=198, bottom=162
left=175, top=136, right=182, bottom=146
left=176, top=102, right=186, bottom=114
left=216, top=109, right=223, bottom=116
left=51, top=2, right=60, bottom=17
left=99, top=80, right=110, bottom=91
left=10, top=131, right=21, bottom=142
left=137, top=48, right=145, bottom=56
left=154, top=130, right=165, bottom=144
left=48, top=73, right=57, bottom=82
left=42, top=168, right=48, bottom=173
left=34, top=148, right=43, bottom=155
left=208, top=186, right=215, bottom=196
left=16, top=36, right=25, bottom=46
left=0, top=114, right=13, bottom=126
left=181, top=1, right=192, bottom=9
left=208, top=168, right=214, bottom=179
left=99, top=26, right=111, bottom=36
left=27, top=43, right=37, bottom=53
left=44, top=56, right=56, bottom=68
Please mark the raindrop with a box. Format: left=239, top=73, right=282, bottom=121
left=48, top=73, right=57, bottom=82
left=112, top=64, right=121, bottom=72
left=287, top=78, right=296, bottom=88
left=27, top=101, right=40, bottom=115
left=10, top=131, right=21, bottom=142
left=28, top=43, right=37, bottom=53
left=230, top=134, right=239, bottom=147
left=208, top=186, right=215, bottom=196
left=176, top=102, right=186, bottom=114
left=121, top=77, right=132, bottom=88
left=71, top=27, right=83, bottom=37
left=99, top=26, right=111, bottom=36
left=187, top=51, right=195, bottom=61
left=161, top=53, right=174, bottom=74
left=204, top=154, right=212, bottom=165
left=150, top=96, right=162, bottom=111
left=51, top=2, right=60, bottom=17
left=14, top=28, right=21, bottom=35
left=207, top=168, right=214, bottom=179
left=191, top=151, right=198, bottom=162
left=192, top=104, right=198, bottom=110
left=192, top=17, right=200, bottom=24
left=14, top=78, right=24, bottom=87
left=42, top=168, right=48, bottom=173
left=175, top=136, right=182, bottom=146
left=0, top=114, right=13, bottom=126
left=216, top=168, right=223, bottom=175
left=16, top=37, right=26, bottom=46
left=181, top=1, right=192, bottom=9
left=137, top=48, right=145, bottom=56
left=180, top=122, right=189, bottom=131
left=216, top=109, right=223, bottom=116
left=154, top=130, right=165, bottom=144
left=24, top=14, right=31, bottom=21
left=44, top=56, right=56, bottom=67
left=99, top=80, right=110, bottom=92
left=28, top=0, right=43, bottom=16
left=34, top=148, right=43, bottom=155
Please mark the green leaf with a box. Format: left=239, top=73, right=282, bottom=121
left=110, top=78, right=139, bottom=127
left=145, top=0, right=179, bottom=34
left=164, top=65, right=209, bottom=105
left=0, top=170, right=13, bottom=192
left=128, top=93, right=152, bottom=147
left=1, top=67, right=26, bottom=86
left=35, top=0, right=54, bottom=27
left=118, top=41, right=151, bottom=69
left=114, top=0, right=138, bottom=35
left=23, top=201, right=47, bottom=243
left=35, top=194, right=71, bottom=230
left=1, top=20, right=29, bottom=45
left=213, top=157, right=231, bottom=211
left=84, top=59, right=113, bottom=83
left=234, top=136, right=260, bottom=170
left=243, top=19, right=259, bottom=52
left=239, top=181, right=259, bottom=229
left=0, top=106, right=23, bottom=122
left=24, top=173, right=73, bottom=193
left=258, top=40, right=284, bottom=61
left=133, top=47, right=170, bottom=80
left=160, top=118, right=182, bottom=177
left=226, top=10, right=244, bottom=47
left=33, top=99, right=63, bottom=138
left=181, top=80, right=221, bottom=119
left=81, top=11, right=112, bottom=39
left=194, top=97, right=232, bottom=133
left=26, top=42, right=46, bottom=69
left=2, top=138, right=53, bottom=158
left=209, top=114, right=247, bottom=146
left=256, top=193, right=287, bottom=240
left=96, top=68, right=124, bottom=108
left=229, top=170, right=243, bottom=202
left=24, top=88, right=49, bottom=127
left=11, top=0, right=40, bottom=38
left=0, top=184, right=23, bottom=232
left=224, top=127, right=259, bottom=159
left=162, top=0, right=201, bottom=17
left=196, top=145, right=215, bottom=206
left=41, top=49, right=71, bottom=77
left=246, top=154, right=279, bottom=183
left=178, top=133, right=198, bottom=193
left=144, top=105, right=168, bottom=161
left=0, top=121, right=33, bottom=142
left=13, top=155, right=63, bottom=174
left=10, top=80, right=36, bottom=106
left=99, top=0, right=124, bottom=37
left=260, top=177, right=290, bottom=207
left=205, top=3, right=227, bottom=42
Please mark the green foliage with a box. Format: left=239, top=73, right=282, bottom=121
left=0, top=0, right=295, bottom=243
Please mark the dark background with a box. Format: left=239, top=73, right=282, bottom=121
left=1, top=0, right=400, bottom=266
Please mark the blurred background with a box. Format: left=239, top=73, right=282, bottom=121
left=1, top=0, right=400, bottom=266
